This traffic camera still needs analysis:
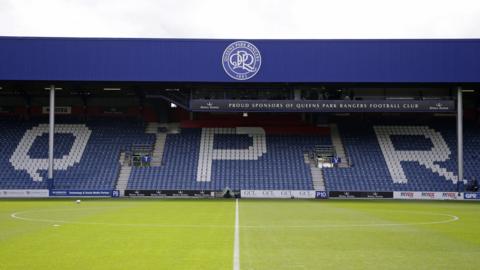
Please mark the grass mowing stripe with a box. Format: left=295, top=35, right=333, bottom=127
left=1, top=200, right=235, bottom=270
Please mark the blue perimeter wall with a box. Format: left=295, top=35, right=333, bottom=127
left=0, top=37, right=480, bottom=83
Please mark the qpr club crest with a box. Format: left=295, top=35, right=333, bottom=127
left=222, top=41, right=262, bottom=80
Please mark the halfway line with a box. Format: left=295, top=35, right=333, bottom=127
left=233, top=199, right=240, bottom=270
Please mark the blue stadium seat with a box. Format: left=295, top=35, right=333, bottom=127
left=127, top=128, right=329, bottom=190
left=323, top=120, right=480, bottom=192
left=0, top=119, right=153, bottom=190
left=1, top=119, right=478, bottom=192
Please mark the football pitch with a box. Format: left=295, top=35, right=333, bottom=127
left=0, top=199, right=479, bottom=270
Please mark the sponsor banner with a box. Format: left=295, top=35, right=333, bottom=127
left=190, top=100, right=454, bottom=113
left=124, top=190, right=214, bottom=198
left=42, top=106, right=72, bottom=114
left=463, top=192, right=480, bottom=200
left=0, top=106, right=14, bottom=113
left=241, top=190, right=316, bottom=199
left=315, top=191, right=329, bottom=199
left=329, top=191, right=394, bottom=199
left=0, top=189, right=49, bottom=198
left=393, top=191, right=462, bottom=200
left=50, top=190, right=120, bottom=197
left=103, top=107, right=127, bottom=114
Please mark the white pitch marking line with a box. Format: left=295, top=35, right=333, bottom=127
left=10, top=208, right=459, bottom=229
left=233, top=198, right=240, bottom=270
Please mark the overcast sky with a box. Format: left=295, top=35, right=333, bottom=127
left=0, top=0, right=479, bottom=39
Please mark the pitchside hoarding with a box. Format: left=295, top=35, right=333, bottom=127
left=241, top=190, right=316, bottom=198
left=315, top=191, right=328, bottom=199
left=393, top=191, right=462, bottom=200
left=190, top=100, right=454, bottom=113
left=124, top=190, right=214, bottom=197
left=0, top=189, right=49, bottom=198
left=463, top=192, right=480, bottom=200
left=49, top=190, right=120, bottom=197
left=329, top=191, right=394, bottom=199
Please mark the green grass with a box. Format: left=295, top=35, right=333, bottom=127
left=0, top=199, right=479, bottom=270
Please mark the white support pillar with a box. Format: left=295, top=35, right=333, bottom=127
left=48, top=85, right=55, bottom=180
left=457, top=87, right=463, bottom=184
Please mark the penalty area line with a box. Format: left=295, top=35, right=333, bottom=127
left=233, top=199, right=240, bottom=270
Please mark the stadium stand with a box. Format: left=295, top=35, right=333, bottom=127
left=0, top=119, right=153, bottom=190
left=323, top=120, right=480, bottom=192
left=1, top=117, right=479, bottom=192
left=127, top=127, right=329, bottom=190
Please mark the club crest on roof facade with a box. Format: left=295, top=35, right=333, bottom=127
left=222, top=41, right=262, bottom=80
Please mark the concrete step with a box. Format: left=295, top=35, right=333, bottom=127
left=305, top=152, right=326, bottom=191
left=330, top=123, right=350, bottom=167
left=146, top=123, right=168, bottom=167
left=115, top=152, right=132, bottom=196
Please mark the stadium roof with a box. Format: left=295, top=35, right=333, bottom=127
left=0, top=36, right=480, bottom=84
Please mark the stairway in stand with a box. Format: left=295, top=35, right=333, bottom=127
left=145, top=122, right=180, bottom=167
left=330, top=123, right=350, bottom=168
left=304, top=154, right=326, bottom=191
left=115, top=152, right=131, bottom=196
